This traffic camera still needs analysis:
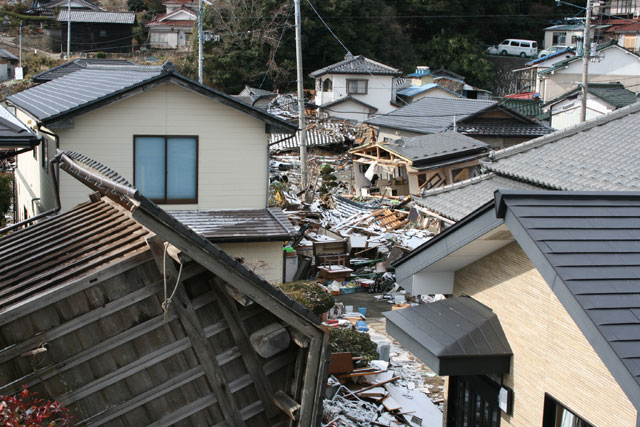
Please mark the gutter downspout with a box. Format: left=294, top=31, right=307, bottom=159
left=0, top=154, right=62, bottom=234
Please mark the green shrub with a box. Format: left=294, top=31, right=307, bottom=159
left=329, top=328, right=379, bottom=362
left=278, top=281, right=335, bottom=315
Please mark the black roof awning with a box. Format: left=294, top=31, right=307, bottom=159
left=384, top=296, right=512, bottom=376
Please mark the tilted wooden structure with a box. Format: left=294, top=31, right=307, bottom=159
left=0, top=152, right=329, bottom=426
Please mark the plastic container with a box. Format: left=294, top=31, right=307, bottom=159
left=356, top=320, right=369, bottom=332
left=377, top=342, right=391, bottom=362
left=358, top=307, right=367, bottom=317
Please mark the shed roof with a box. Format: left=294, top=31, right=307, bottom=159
left=309, top=54, right=402, bottom=78
left=384, top=296, right=512, bottom=375
left=169, top=208, right=297, bottom=243
left=9, top=63, right=296, bottom=133
left=0, top=48, right=18, bottom=61
left=496, top=190, right=640, bottom=411
left=57, top=10, right=136, bottom=24
left=32, top=58, right=137, bottom=83
left=499, top=98, right=544, bottom=118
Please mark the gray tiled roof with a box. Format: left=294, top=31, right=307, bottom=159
left=415, top=173, right=539, bottom=221
left=270, top=122, right=355, bottom=153
left=497, top=190, right=640, bottom=407
left=63, top=151, right=133, bottom=187
left=309, top=55, right=402, bottom=78
left=416, top=102, right=640, bottom=222
left=169, top=208, right=297, bottom=242
left=9, top=66, right=162, bottom=122
left=486, top=102, right=640, bottom=191
left=457, top=118, right=554, bottom=137
left=383, top=131, right=488, bottom=165
left=0, top=48, right=18, bottom=61
left=366, top=97, right=497, bottom=134
left=544, top=82, right=637, bottom=109
left=57, top=10, right=136, bottom=24
left=32, top=58, right=137, bottom=83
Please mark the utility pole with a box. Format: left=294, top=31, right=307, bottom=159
left=580, top=0, right=593, bottom=122
left=66, top=0, right=71, bottom=58
left=18, top=22, right=21, bottom=68
left=294, top=0, right=308, bottom=191
left=198, top=0, right=203, bottom=84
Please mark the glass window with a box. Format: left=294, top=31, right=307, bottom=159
left=134, top=136, right=198, bottom=203
left=322, top=78, right=332, bottom=92
left=347, top=79, right=367, bottom=94
left=510, top=41, right=520, bottom=46
left=543, top=395, right=593, bottom=427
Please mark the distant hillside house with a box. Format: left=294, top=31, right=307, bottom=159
left=398, top=66, right=492, bottom=102
left=310, top=53, right=402, bottom=122
left=0, top=49, right=18, bottom=82
left=146, top=0, right=210, bottom=50
left=538, top=41, right=640, bottom=102
left=27, top=0, right=102, bottom=17
left=544, top=82, right=637, bottom=129
left=604, top=18, right=640, bottom=53
left=56, top=10, right=136, bottom=54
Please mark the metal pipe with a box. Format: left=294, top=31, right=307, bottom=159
left=294, top=0, right=307, bottom=191
left=67, top=0, right=71, bottom=58
left=198, top=0, right=203, bottom=84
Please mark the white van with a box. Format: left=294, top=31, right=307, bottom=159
left=488, top=39, right=538, bottom=57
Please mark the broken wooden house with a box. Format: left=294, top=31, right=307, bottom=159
left=350, top=131, right=489, bottom=197
left=0, top=151, right=329, bottom=426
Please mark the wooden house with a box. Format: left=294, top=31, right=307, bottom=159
left=56, top=10, right=136, bottom=54
left=0, top=49, right=18, bottom=82
left=388, top=190, right=640, bottom=426
left=349, top=131, right=488, bottom=197
left=0, top=151, right=329, bottom=426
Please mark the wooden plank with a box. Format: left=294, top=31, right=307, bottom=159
left=147, top=394, right=218, bottom=427
left=146, top=236, right=244, bottom=426
left=273, top=391, right=300, bottom=421
left=0, top=250, right=153, bottom=327
left=81, top=366, right=205, bottom=426
left=298, top=336, right=323, bottom=426
left=213, top=279, right=278, bottom=418
left=0, top=277, right=165, bottom=365
left=131, top=206, right=320, bottom=336
left=58, top=338, right=191, bottom=405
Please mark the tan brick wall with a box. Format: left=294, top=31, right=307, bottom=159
left=453, top=242, right=637, bottom=426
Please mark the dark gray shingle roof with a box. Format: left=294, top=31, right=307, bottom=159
left=384, top=296, right=512, bottom=375
left=383, top=131, right=488, bottom=166
left=545, top=82, right=637, bottom=109
left=496, top=190, right=640, bottom=408
left=32, top=58, right=137, bottom=83
left=57, top=10, right=136, bottom=24
left=415, top=173, right=539, bottom=221
left=9, top=66, right=162, bottom=122
left=309, top=55, right=401, bottom=78
left=457, top=118, right=554, bottom=137
left=366, top=97, right=497, bottom=134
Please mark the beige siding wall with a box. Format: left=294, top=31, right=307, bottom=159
left=453, top=242, right=637, bottom=426
left=26, top=81, right=269, bottom=212
left=14, top=109, right=57, bottom=220
left=218, top=241, right=284, bottom=284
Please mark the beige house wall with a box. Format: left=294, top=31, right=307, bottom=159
left=218, top=241, right=284, bottom=284
left=15, top=81, right=270, bottom=215
left=453, top=242, right=637, bottom=427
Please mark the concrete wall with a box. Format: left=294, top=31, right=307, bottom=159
left=218, top=241, right=284, bottom=284
left=550, top=97, right=613, bottom=130
left=315, top=73, right=396, bottom=115
left=322, top=100, right=373, bottom=122
left=453, top=242, right=637, bottom=427
left=377, top=127, right=422, bottom=142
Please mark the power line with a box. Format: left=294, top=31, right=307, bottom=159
left=305, top=0, right=350, bottom=55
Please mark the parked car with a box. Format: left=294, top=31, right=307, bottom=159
left=486, top=39, right=538, bottom=57
left=538, top=45, right=571, bottom=58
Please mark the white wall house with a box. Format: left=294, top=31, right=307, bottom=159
left=537, top=42, right=640, bottom=102
left=310, top=54, right=402, bottom=122
left=146, top=6, right=197, bottom=50
left=8, top=63, right=297, bottom=283
left=544, top=82, right=637, bottom=129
